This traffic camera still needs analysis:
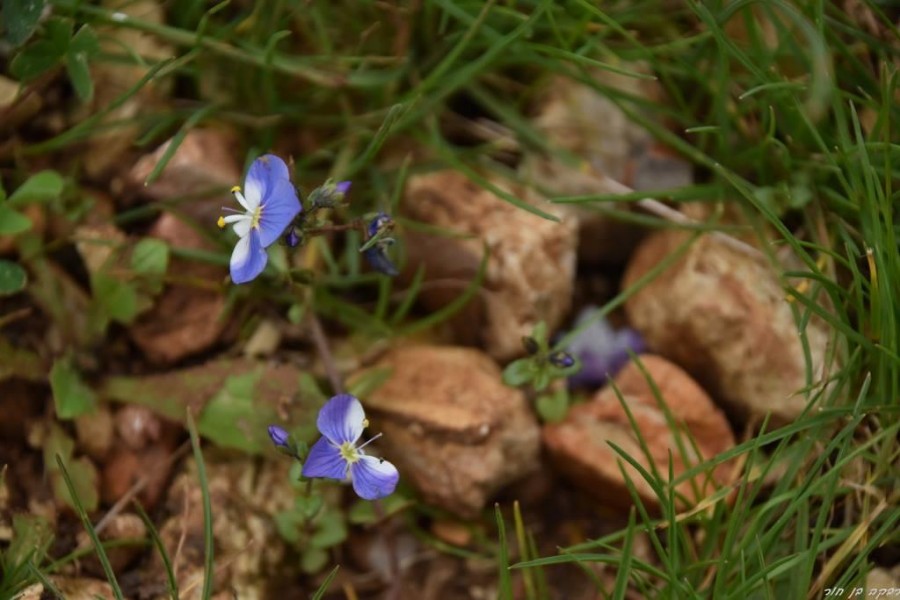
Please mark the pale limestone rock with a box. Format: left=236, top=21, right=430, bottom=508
left=355, top=345, right=541, bottom=518
left=622, top=230, right=835, bottom=424
left=519, top=66, right=691, bottom=264
left=543, top=355, right=735, bottom=511
left=402, top=171, right=576, bottom=360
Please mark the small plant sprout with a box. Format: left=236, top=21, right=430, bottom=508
left=217, top=154, right=302, bottom=284
left=301, top=394, right=399, bottom=500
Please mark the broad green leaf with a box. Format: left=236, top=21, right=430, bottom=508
left=9, top=39, right=64, bottom=80
left=1, top=0, right=47, bottom=46
left=131, top=238, right=169, bottom=275
left=65, top=25, right=98, bottom=102
left=0, top=204, right=33, bottom=234
left=536, top=389, right=569, bottom=423
left=300, top=547, right=329, bottom=574
left=198, top=372, right=275, bottom=453
left=92, top=273, right=139, bottom=324
left=502, top=358, right=534, bottom=387
left=309, top=510, right=347, bottom=549
left=50, top=358, right=97, bottom=419
left=8, top=170, right=63, bottom=206
left=50, top=456, right=99, bottom=512
left=0, top=259, right=27, bottom=295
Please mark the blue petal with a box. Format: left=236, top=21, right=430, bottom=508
left=317, top=394, right=365, bottom=445
left=364, top=248, right=399, bottom=277
left=350, top=455, right=399, bottom=500
left=244, top=154, right=290, bottom=207
left=258, top=177, right=301, bottom=247
left=302, top=437, right=348, bottom=480
left=230, top=229, right=268, bottom=284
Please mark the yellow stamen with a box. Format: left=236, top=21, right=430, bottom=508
left=217, top=215, right=226, bottom=229
left=230, top=185, right=241, bottom=194
left=362, top=418, right=369, bottom=429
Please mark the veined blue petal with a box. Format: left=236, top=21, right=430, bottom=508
left=302, top=437, right=348, bottom=480
left=230, top=229, right=267, bottom=284
left=350, top=455, right=399, bottom=500
left=317, top=394, right=365, bottom=445
left=258, top=178, right=301, bottom=247
left=244, top=154, right=291, bottom=208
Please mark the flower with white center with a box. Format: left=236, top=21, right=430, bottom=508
left=217, top=154, right=301, bottom=284
left=302, top=394, right=399, bottom=500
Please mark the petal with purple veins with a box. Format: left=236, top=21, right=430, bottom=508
left=350, top=455, right=399, bottom=500
left=244, top=154, right=291, bottom=208
left=316, top=394, right=365, bottom=446
left=257, top=178, right=301, bottom=247
left=302, top=437, right=348, bottom=480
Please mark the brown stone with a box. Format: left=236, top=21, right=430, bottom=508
left=100, top=445, right=173, bottom=511
left=76, top=512, right=147, bottom=574
left=74, top=405, right=115, bottom=462
left=622, top=230, right=835, bottom=424
left=543, top=355, right=735, bottom=511
left=354, top=345, right=541, bottom=518
left=402, top=171, right=576, bottom=360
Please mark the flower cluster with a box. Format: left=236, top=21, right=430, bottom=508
left=268, top=394, right=399, bottom=500
left=219, top=155, right=399, bottom=284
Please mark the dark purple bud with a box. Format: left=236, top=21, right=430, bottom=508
left=268, top=425, right=290, bottom=449
left=335, top=181, right=352, bottom=195
left=549, top=350, right=576, bottom=369
left=522, top=336, right=540, bottom=355
left=367, top=212, right=393, bottom=237
left=284, top=228, right=300, bottom=248
left=364, top=247, right=399, bottom=277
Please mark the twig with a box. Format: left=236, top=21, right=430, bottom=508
left=307, top=310, right=344, bottom=394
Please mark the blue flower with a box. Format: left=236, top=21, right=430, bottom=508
left=361, top=212, right=398, bottom=277
left=302, top=394, right=399, bottom=500
left=566, top=308, right=646, bottom=388
left=218, top=154, right=301, bottom=284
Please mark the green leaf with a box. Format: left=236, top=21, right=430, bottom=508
left=50, top=358, right=97, bottom=419
left=0, top=205, right=33, bottom=234
left=1, top=0, right=47, bottom=46
left=9, top=39, right=63, bottom=80
left=296, top=495, right=324, bottom=521
left=8, top=170, right=64, bottom=206
left=300, top=547, right=329, bottom=574
left=532, top=368, right=552, bottom=392
left=198, top=372, right=274, bottom=453
left=44, top=425, right=100, bottom=512
left=273, top=510, right=303, bottom=544
left=92, top=274, right=139, bottom=324
left=131, top=238, right=170, bottom=275
left=502, top=358, right=535, bottom=387
left=0, top=259, right=28, bottom=295
left=64, top=25, right=98, bottom=102
left=309, top=510, right=347, bottom=549
left=536, top=389, right=569, bottom=423
left=51, top=456, right=99, bottom=512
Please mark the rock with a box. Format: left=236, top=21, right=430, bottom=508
left=100, top=444, right=174, bottom=511
left=45, top=577, right=116, bottom=600
left=353, top=345, right=541, bottom=518
left=115, top=404, right=164, bottom=451
left=77, top=512, right=147, bottom=574
left=127, top=129, right=241, bottom=223
left=82, top=0, right=172, bottom=179
left=402, top=172, right=576, bottom=360
left=129, top=212, right=227, bottom=365
left=74, top=405, right=115, bottom=462
left=147, top=454, right=296, bottom=599
left=519, top=65, right=689, bottom=265
left=543, top=355, right=735, bottom=511
left=622, top=230, right=834, bottom=424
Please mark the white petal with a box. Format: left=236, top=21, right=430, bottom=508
left=232, top=216, right=253, bottom=239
